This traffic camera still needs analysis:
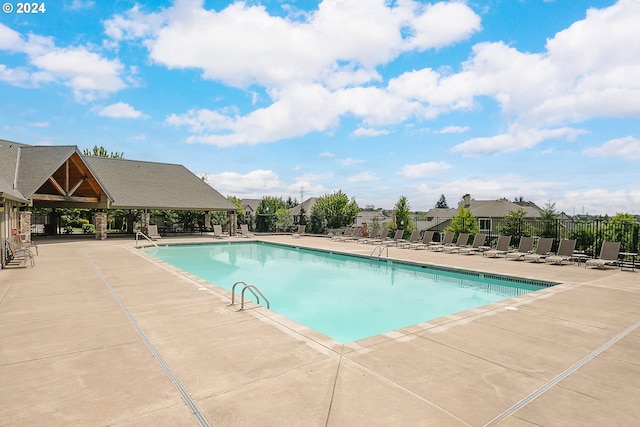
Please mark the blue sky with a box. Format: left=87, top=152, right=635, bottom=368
left=1, top=0, right=639, bottom=215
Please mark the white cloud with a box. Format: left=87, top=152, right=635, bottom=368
left=338, top=157, right=365, bottom=166
left=98, top=102, right=147, bottom=119
left=347, top=172, right=377, bottom=183
left=583, top=136, right=640, bottom=160
left=319, top=151, right=335, bottom=158
left=206, top=169, right=283, bottom=196
left=400, top=161, right=451, bottom=179
left=0, top=23, right=127, bottom=101
left=29, top=121, right=49, bottom=128
left=451, top=126, right=587, bottom=156
left=352, top=127, right=389, bottom=137
left=437, top=125, right=469, bottom=134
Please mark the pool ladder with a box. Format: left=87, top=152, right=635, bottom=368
left=370, top=244, right=389, bottom=259
left=229, top=281, right=270, bottom=310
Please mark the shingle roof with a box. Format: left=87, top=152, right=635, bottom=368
left=290, top=197, right=318, bottom=216
left=0, top=140, right=236, bottom=211
left=86, top=156, right=236, bottom=211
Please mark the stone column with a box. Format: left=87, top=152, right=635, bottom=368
left=19, top=211, right=32, bottom=242
left=228, top=212, right=237, bottom=237
left=95, top=212, right=108, bottom=240
left=204, top=212, right=211, bottom=230
left=141, top=212, right=150, bottom=228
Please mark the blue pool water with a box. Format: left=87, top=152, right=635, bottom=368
left=145, top=242, right=553, bottom=343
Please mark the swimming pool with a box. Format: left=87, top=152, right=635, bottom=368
left=145, top=242, right=555, bottom=343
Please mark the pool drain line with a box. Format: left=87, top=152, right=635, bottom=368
left=483, top=319, right=640, bottom=426
left=87, top=255, right=211, bottom=427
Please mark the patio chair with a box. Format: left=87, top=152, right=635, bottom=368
left=212, top=224, right=227, bottom=239
left=239, top=224, right=255, bottom=238
left=292, top=224, right=305, bottom=239
left=6, top=239, right=35, bottom=268
left=16, top=234, right=38, bottom=255
left=585, top=241, right=621, bottom=269
left=442, top=233, right=470, bottom=253
left=398, top=230, right=421, bottom=248
left=505, top=236, right=535, bottom=261
left=429, top=232, right=455, bottom=251
left=458, top=233, right=488, bottom=255
left=410, top=230, right=436, bottom=250
left=358, top=227, right=381, bottom=244
left=331, top=227, right=352, bottom=241
left=484, top=235, right=511, bottom=258
left=522, top=237, right=554, bottom=263
left=382, top=229, right=405, bottom=246
left=147, top=224, right=162, bottom=240
left=334, top=226, right=356, bottom=242
left=545, top=239, right=577, bottom=265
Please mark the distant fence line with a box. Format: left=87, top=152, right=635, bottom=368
left=421, top=218, right=639, bottom=255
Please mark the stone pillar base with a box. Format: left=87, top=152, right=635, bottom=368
left=95, top=212, right=108, bottom=240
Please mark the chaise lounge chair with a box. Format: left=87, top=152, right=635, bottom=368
left=545, top=239, right=577, bottom=265
left=410, top=230, right=436, bottom=250
left=458, top=233, right=487, bottom=255
left=505, top=236, right=535, bottom=261
left=292, top=224, right=305, bottom=238
left=484, top=235, right=511, bottom=258
left=398, top=230, right=421, bottom=248
left=239, top=224, right=255, bottom=238
left=585, top=241, right=621, bottom=269
left=442, top=233, right=470, bottom=253
left=523, top=237, right=554, bottom=263
left=382, top=229, right=406, bottom=246
left=147, top=224, right=162, bottom=240
left=212, top=224, right=227, bottom=239
left=429, top=232, right=455, bottom=251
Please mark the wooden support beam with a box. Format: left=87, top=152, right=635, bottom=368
left=48, top=176, right=66, bottom=196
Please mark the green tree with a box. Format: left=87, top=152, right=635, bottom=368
left=298, top=206, right=307, bottom=225
left=275, top=207, right=293, bottom=232
left=435, top=194, right=449, bottom=209
left=83, top=145, right=124, bottom=159
left=445, top=206, right=479, bottom=237
left=538, top=202, right=558, bottom=238
left=605, top=213, right=639, bottom=252
left=392, top=196, right=416, bottom=239
left=310, top=190, right=360, bottom=233
left=498, top=209, right=533, bottom=244
left=256, top=196, right=287, bottom=232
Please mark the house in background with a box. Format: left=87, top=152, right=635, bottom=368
left=290, top=197, right=317, bottom=225
left=241, top=199, right=261, bottom=225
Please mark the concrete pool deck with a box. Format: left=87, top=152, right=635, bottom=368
left=1, top=234, right=639, bottom=426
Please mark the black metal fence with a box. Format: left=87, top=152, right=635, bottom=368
left=427, top=218, right=640, bottom=256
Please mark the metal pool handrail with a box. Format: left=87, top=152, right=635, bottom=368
left=230, top=281, right=270, bottom=310
left=370, top=244, right=388, bottom=259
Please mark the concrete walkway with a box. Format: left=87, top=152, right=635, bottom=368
left=1, top=235, right=638, bottom=426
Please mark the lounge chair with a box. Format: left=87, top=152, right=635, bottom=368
left=398, top=230, right=421, bottom=248
left=335, top=227, right=356, bottom=242
left=483, top=235, right=511, bottom=258
left=585, top=241, right=621, bottom=269
left=212, top=224, right=227, bottom=239
left=505, top=236, right=535, bottom=260
left=458, top=233, right=487, bottom=255
left=382, top=229, right=405, bottom=246
left=292, top=224, right=305, bottom=238
left=429, top=232, right=455, bottom=251
left=369, top=228, right=391, bottom=245
left=522, top=237, right=554, bottom=263
left=442, top=233, right=470, bottom=253
left=330, top=227, right=348, bottom=241
left=358, top=227, right=381, bottom=244
left=147, top=224, right=162, bottom=240
left=410, top=230, right=436, bottom=250
left=239, top=224, right=255, bottom=238
left=545, top=239, right=577, bottom=265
